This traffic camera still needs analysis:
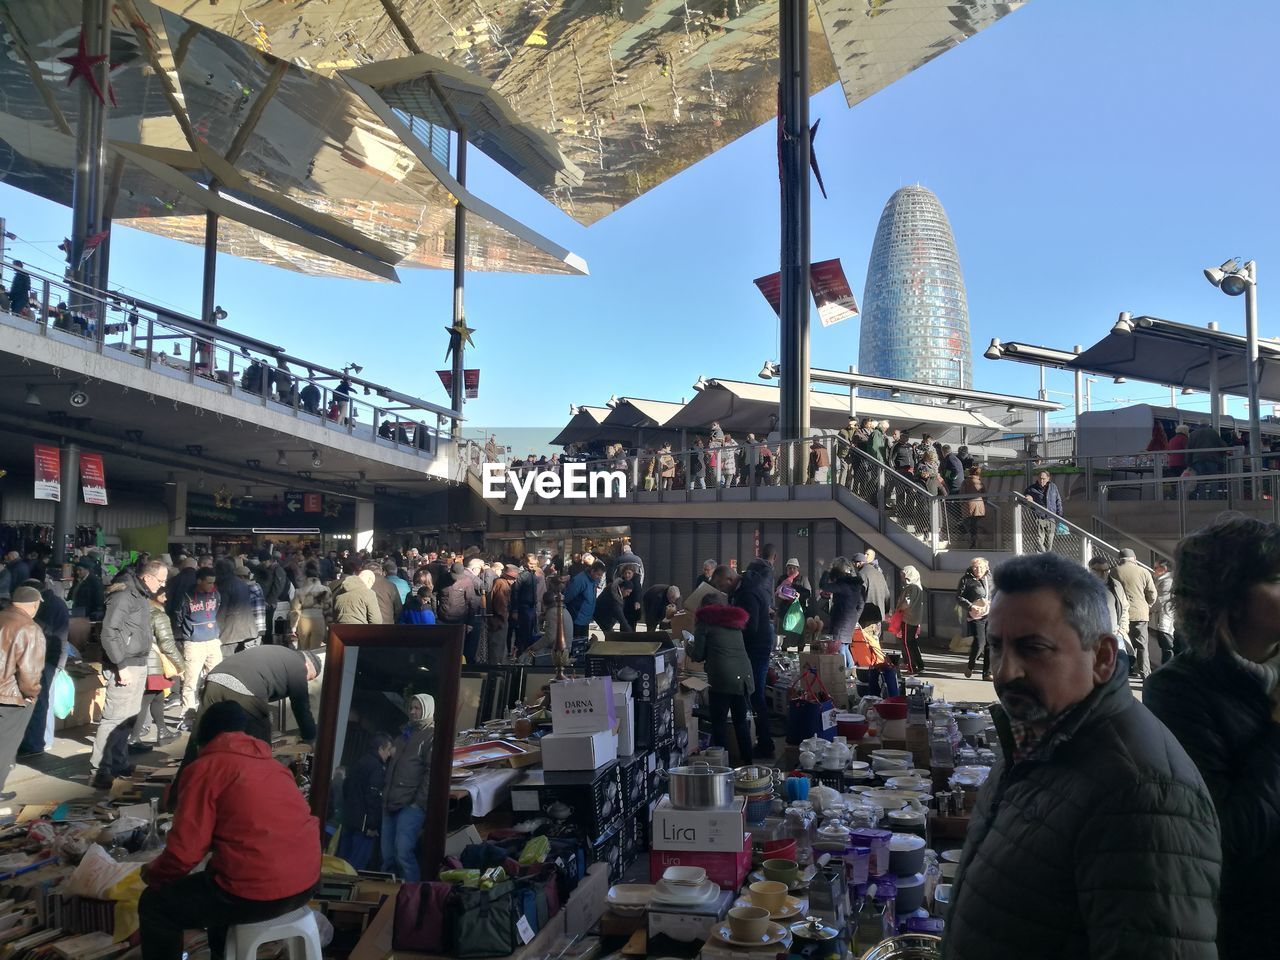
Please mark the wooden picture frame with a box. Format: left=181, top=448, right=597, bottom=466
left=311, top=623, right=465, bottom=878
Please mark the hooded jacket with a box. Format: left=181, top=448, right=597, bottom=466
left=142, top=731, right=320, bottom=900
left=439, top=571, right=482, bottom=622
left=898, top=567, right=925, bottom=626
left=384, top=694, right=436, bottom=813
left=944, top=665, right=1221, bottom=960
left=1145, top=652, right=1277, bottom=960
left=333, top=575, right=382, bottom=625
left=0, top=606, right=45, bottom=706
left=828, top=572, right=867, bottom=644
left=178, top=587, right=221, bottom=643
left=732, top=558, right=775, bottom=660
left=69, top=570, right=106, bottom=619
left=563, top=570, right=599, bottom=627
left=689, top=605, right=754, bottom=696
left=100, top=573, right=154, bottom=669
left=1112, top=559, right=1158, bottom=622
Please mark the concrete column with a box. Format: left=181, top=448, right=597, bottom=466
left=54, top=442, right=80, bottom=564
left=354, top=501, right=375, bottom=554
left=166, top=480, right=188, bottom=538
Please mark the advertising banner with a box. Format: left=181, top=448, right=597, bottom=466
left=80, top=452, right=108, bottom=505
left=752, top=258, right=859, bottom=327
left=33, top=444, right=60, bottom=502
left=437, top=369, right=480, bottom=399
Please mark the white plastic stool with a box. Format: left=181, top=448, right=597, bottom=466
left=226, top=906, right=322, bottom=960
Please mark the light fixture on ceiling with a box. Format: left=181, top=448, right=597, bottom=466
left=125, top=429, right=144, bottom=443
left=186, top=444, right=203, bottom=457
left=890, top=388, right=901, bottom=398
left=692, top=376, right=708, bottom=392
left=1114, top=377, right=1127, bottom=384
left=172, top=342, right=182, bottom=358
left=245, top=458, right=261, bottom=470
left=1006, top=404, right=1017, bottom=413
left=276, top=450, right=288, bottom=467
left=983, top=338, right=1004, bottom=361
left=23, top=385, right=40, bottom=406
left=1204, top=258, right=1253, bottom=296
left=211, top=305, right=228, bottom=322
left=569, top=403, right=579, bottom=415
left=1182, top=387, right=1196, bottom=396
left=1112, top=311, right=1135, bottom=335
left=311, top=451, right=323, bottom=468
left=606, top=394, right=619, bottom=409
left=946, top=396, right=959, bottom=405
left=758, top=361, right=779, bottom=381
left=299, top=470, right=312, bottom=481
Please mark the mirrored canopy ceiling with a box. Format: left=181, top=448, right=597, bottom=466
left=146, top=0, right=1029, bottom=225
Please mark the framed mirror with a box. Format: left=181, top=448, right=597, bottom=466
left=458, top=672, right=487, bottom=730
left=311, top=624, right=465, bottom=877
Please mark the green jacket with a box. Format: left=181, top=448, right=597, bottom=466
left=944, top=664, right=1221, bottom=960
left=866, top=427, right=889, bottom=464
left=147, top=605, right=186, bottom=678
left=688, top=604, right=754, bottom=697
left=332, top=576, right=382, bottom=625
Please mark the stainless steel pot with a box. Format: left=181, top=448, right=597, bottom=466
left=666, top=761, right=735, bottom=809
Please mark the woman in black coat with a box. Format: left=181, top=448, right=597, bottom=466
left=957, top=557, right=992, bottom=680
left=1145, top=516, right=1280, bottom=960
left=826, top=558, right=866, bottom=645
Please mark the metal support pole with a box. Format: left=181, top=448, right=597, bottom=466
left=1038, top=364, right=1047, bottom=450
left=450, top=133, right=467, bottom=441
left=54, top=442, right=80, bottom=565
left=69, top=0, right=109, bottom=303
left=1244, top=264, right=1262, bottom=459
left=1208, top=343, right=1221, bottom=433
left=778, top=0, right=811, bottom=458
left=201, top=207, right=219, bottom=324
left=847, top=364, right=856, bottom=417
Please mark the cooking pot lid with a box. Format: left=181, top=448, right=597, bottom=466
left=790, top=917, right=839, bottom=941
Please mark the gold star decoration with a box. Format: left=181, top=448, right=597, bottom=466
left=213, top=485, right=233, bottom=509
left=444, top=317, right=476, bottom=363
left=323, top=497, right=341, bottom=518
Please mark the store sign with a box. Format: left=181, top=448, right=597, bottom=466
left=752, top=258, right=859, bottom=327
left=303, top=493, right=322, bottom=513
left=80, top=452, right=108, bottom=505
left=480, top=462, right=627, bottom=511
left=33, top=444, right=60, bottom=502
left=283, top=491, right=304, bottom=513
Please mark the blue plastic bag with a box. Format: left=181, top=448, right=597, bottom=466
left=51, top=669, right=75, bottom=720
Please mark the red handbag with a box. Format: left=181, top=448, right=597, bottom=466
left=393, top=881, right=455, bottom=953
left=887, top=609, right=905, bottom=638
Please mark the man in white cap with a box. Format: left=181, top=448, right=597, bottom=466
left=0, top=586, right=45, bottom=800
left=1112, top=548, right=1158, bottom=677
left=382, top=693, right=435, bottom=881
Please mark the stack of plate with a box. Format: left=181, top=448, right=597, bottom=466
left=650, top=867, right=720, bottom=906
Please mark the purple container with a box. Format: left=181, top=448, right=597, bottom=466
left=844, top=843, right=871, bottom=886
left=850, top=828, right=893, bottom=877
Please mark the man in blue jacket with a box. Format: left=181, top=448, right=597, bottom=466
left=564, top=561, right=605, bottom=655
left=1023, top=470, right=1064, bottom=552
left=732, top=545, right=778, bottom=759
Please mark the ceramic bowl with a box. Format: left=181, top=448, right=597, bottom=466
left=662, top=866, right=707, bottom=886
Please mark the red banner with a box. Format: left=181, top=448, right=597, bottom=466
left=80, top=452, right=108, bottom=505
left=33, top=444, right=60, bottom=502
left=810, top=258, right=859, bottom=327
left=437, top=369, right=480, bottom=399
left=752, top=258, right=859, bottom=327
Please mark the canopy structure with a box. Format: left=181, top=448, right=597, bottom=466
left=597, top=398, right=687, bottom=449
left=658, top=379, right=1004, bottom=437
left=550, top=406, right=611, bottom=448
left=1072, top=315, right=1280, bottom=400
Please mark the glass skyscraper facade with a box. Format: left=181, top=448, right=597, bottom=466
left=858, top=186, right=970, bottom=398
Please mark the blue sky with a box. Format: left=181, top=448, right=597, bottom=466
left=2, top=0, right=1277, bottom=438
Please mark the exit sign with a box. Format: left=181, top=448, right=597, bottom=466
left=796, top=527, right=809, bottom=537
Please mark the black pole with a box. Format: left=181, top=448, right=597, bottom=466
left=778, top=0, right=811, bottom=466
left=201, top=206, right=218, bottom=324
left=450, top=133, right=467, bottom=440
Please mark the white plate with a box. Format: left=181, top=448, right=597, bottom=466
left=940, top=849, right=963, bottom=863
left=606, top=884, right=655, bottom=910
left=711, top=921, right=789, bottom=947
left=650, top=879, right=720, bottom=905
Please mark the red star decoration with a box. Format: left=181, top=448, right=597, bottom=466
left=59, top=32, right=108, bottom=106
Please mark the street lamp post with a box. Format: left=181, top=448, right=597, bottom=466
left=1084, top=376, right=1097, bottom=412
left=1205, top=259, right=1261, bottom=458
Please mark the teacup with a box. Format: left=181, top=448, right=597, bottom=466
left=762, top=858, right=799, bottom=885
left=747, top=880, right=788, bottom=912
left=727, top=905, right=770, bottom=941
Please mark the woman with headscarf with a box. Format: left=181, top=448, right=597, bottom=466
left=1144, top=516, right=1280, bottom=960
left=896, top=566, right=926, bottom=675
left=382, top=693, right=435, bottom=882
left=957, top=557, right=993, bottom=680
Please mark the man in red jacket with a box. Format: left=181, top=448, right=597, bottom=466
left=139, top=702, right=319, bottom=960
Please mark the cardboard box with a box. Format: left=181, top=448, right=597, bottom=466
left=649, top=837, right=753, bottom=890
left=618, top=751, right=649, bottom=808
left=651, top=795, right=746, bottom=852
left=511, top=763, right=623, bottom=838
left=634, top=692, right=675, bottom=752
left=647, top=888, right=735, bottom=943
left=590, top=823, right=625, bottom=883
left=541, top=729, right=618, bottom=771
left=587, top=638, right=677, bottom=703
left=613, top=681, right=635, bottom=756
left=673, top=685, right=701, bottom=748
left=799, top=651, right=851, bottom=709
left=564, top=863, right=611, bottom=936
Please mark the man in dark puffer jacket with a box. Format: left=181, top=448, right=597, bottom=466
left=945, top=553, right=1221, bottom=960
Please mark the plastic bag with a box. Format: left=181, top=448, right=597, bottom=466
left=781, top=600, right=804, bottom=635
left=105, top=867, right=146, bottom=942
left=518, top=835, right=549, bottom=866
left=51, top=669, right=75, bottom=720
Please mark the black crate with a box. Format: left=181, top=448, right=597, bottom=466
left=586, top=637, right=677, bottom=703
left=510, top=762, right=623, bottom=838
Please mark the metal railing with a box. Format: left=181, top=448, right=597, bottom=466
left=1, top=255, right=452, bottom=457
left=1099, top=469, right=1280, bottom=542
left=1090, top=515, right=1174, bottom=568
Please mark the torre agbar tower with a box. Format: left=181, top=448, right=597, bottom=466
left=858, top=186, right=971, bottom=398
